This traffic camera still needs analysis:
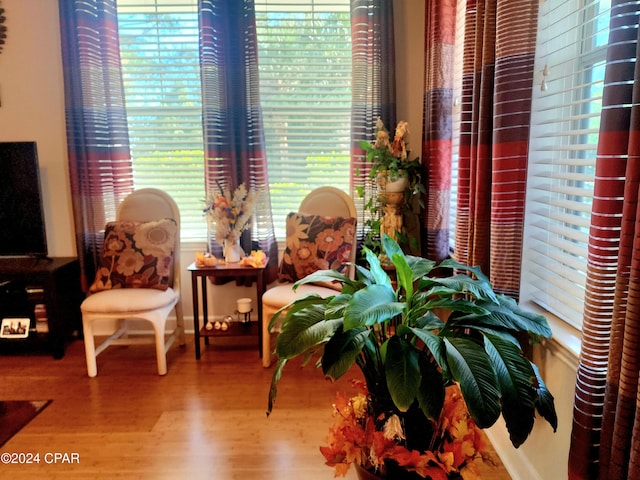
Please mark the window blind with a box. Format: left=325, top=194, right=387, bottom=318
left=117, top=0, right=206, bottom=240
left=520, top=0, right=611, bottom=328
left=254, top=0, right=351, bottom=236
left=449, top=0, right=467, bottom=251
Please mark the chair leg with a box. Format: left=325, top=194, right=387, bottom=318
left=174, top=302, right=186, bottom=346
left=83, top=320, right=98, bottom=378
left=153, top=323, right=168, bottom=376
left=262, top=319, right=272, bottom=368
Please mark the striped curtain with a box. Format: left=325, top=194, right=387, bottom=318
left=198, top=0, right=278, bottom=283
left=454, top=0, right=538, bottom=296
left=421, top=0, right=456, bottom=263
left=58, top=0, right=134, bottom=291
left=569, top=2, right=640, bottom=478
left=349, top=0, right=396, bottom=246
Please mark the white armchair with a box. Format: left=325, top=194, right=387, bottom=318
left=262, top=186, right=356, bottom=367
left=81, top=188, right=185, bottom=377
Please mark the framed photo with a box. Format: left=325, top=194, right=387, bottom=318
left=1, top=318, right=30, bottom=338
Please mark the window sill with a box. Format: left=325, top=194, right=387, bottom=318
left=521, top=300, right=581, bottom=370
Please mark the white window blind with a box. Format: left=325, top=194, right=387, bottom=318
left=117, top=0, right=206, bottom=240
left=449, top=0, right=467, bottom=251
left=254, top=0, right=352, bottom=236
left=520, top=0, right=611, bottom=328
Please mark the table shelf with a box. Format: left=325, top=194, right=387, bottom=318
left=188, top=261, right=266, bottom=360
left=199, top=321, right=258, bottom=337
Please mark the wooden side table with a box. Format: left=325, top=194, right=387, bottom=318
left=188, top=262, right=266, bottom=360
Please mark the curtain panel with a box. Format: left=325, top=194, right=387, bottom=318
left=569, top=2, right=640, bottom=478
left=349, top=0, right=396, bottom=249
left=421, top=0, right=456, bottom=263
left=454, top=0, right=538, bottom=296
left=58, top=0, right=134, bottom=291
left=198, top=0, right=278, bottom=283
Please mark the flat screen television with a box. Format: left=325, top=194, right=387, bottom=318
left=0, top=142, right=48, bottom=257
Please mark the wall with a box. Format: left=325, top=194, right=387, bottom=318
left=0, top=0, right=75, bottom=258
left=0, top=1, right=576, bottom=479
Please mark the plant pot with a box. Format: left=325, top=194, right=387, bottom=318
left=354, top=462, right=461, bottom=480
left=354, top=463, right=384, bottom=480
left=376, top=171, right=408, bottom=193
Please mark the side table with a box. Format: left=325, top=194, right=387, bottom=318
left=188, top=262, right=266, bottom=360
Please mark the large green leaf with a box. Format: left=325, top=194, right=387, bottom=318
left=363, top=246, right=392, bottom=287
left=483, top=333, right=537, bottom=447
left=344, top=284, right=403, bottom=329
left=392, top=253, right=414, bottom=300
left=531, top=363, right=558, bottom=432
left=476, top=295, right=553, bottom=337
left=414, top=311, right=446, bottom=330
left=292, top=268, right=354, bottom=291
left=423, top=274, right=498, bottom=303
left=385, top=336, right=421, bottom=411
left=270, top=294, right=328, bottom=330
left=437, top=259, right=496, bottom=301
left=322, top=326, right=369, bottom=380
left=408, top=326, right=447, bottom=374
left=267, top=358, right=288, bottom=416
left=405, top=256, right=437, bottom=281
left=276, top=307, right=342, bottom=358
left=420, top=296, right=489, bottom=316
left=444, top=337, right=501, bottom=428
left=321, top=294, right=353, bottom=321
left=354, top=264, right=375, bottom=285
left=448, top=322, right=521, bottom=347
left=416, top=352, right=445, bottom=421
left=381, top=234, right=404, bottom=262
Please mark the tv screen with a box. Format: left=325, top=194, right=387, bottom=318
left=0, top=142, right=48, bottom=257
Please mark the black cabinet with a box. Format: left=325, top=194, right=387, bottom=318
left=0, top=257, right=82, bottom=358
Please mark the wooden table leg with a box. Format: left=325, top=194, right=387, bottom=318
left=201, top=276, right=210, bottom=346
left=191, top=273, right=200, bottom=360
left=257, top=270, right=264, bottom=358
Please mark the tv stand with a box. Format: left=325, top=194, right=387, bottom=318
left=0, top=257, right=82, bottom=358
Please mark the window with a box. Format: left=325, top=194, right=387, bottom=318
left=254, top=0, right=352, bottom=236
left=117, top=0, right=205, bottom=240
left=117, top=0, right=352, bottom=242
left=520, top=0, right=611, bottom=328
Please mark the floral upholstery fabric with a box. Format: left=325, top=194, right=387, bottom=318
left=277, top=213, right=356, bottom=282
left=89, top=218, right=177, bottom=293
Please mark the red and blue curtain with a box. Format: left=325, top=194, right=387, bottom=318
left=349, top=0, right=396, bottom=246
left=59, top=0, right=279, bottom=285
left=451, top=0, right=538, bottom=296
left=198, top=0, right=278, bottom=283
left=421, top=0, right=456, bottom=263
left=569, top=2, right=640, bottom=478
left=58, top=0, right=133, bottom=290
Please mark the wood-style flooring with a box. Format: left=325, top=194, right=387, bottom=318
left=0, top=335, right=511, bottom=479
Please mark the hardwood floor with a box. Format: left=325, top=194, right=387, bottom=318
left=0, top=336, right=511, bottom=479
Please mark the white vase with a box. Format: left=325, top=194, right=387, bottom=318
left=223, top=238, right=244, bottom=263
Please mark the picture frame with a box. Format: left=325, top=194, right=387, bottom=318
left=1, top=318, right=30, bottom=338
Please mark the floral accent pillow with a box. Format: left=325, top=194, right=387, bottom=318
left=277, top=213, right=356, bottom=283
left=89, top=218, right=178, bottom=293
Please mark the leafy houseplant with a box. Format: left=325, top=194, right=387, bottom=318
left=267, top=235, right=558, bottom=479
left=359, top=119, right=424, bottom=195
left=357, top=119, right=425, bottom=257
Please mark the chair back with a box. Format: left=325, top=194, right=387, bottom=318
left=117, top=188, right=181, bottom=291
left=298, top=186, right=357, bottom=278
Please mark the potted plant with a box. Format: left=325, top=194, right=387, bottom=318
left=359, top=119, right=424, bottom=195
left=357, top=119, right=425, bottom=258
left=267, top=235, right=557, bottom=479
